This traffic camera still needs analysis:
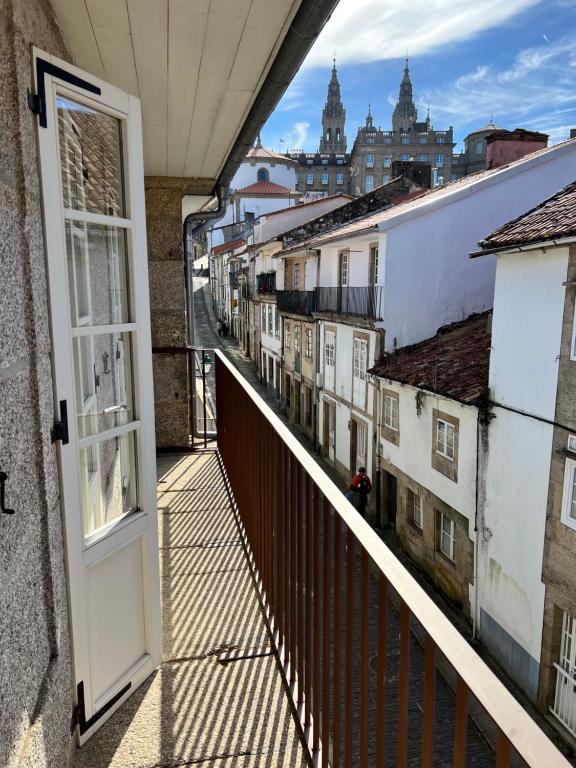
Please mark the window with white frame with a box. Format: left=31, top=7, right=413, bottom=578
left=324, top=330, right=336, bottom=390
left=416, top=154, right=428, bottom=162
left=435, top=154, right=445, bottom=167
left=305, top=328, right=312, bottom=358
left=293, top=263, right=301, bottom=290
left=369, top=244, right=379, bottom=285
left=306, top=173, right=314, bottom=185
left=294, top=324, right=301, bottom=354
left=261, top=303, right=266, bottom=332
left=401, top=135, right=410, bottom=144
left=284, top=320, right=291, bottom=349
left=353, top=337, right=368, bottom=407
left=383, top=156, right=392, bottom=168
left=383, top=175, right=390, bottom=184
left=366, top=154, right=375, bottom=168
left=401, top=153, right=410, bottom=161
left=267, top=305, right=273, bottom=336
left=322, top=173, right=329, bottom=185
left=418, top=135, right=428, bottom=144
left=436, top=136, right=446, bottom=144
left=339, top=250, right=349, bottom=287
left=436, top=418, right=455, bottom=460
left=440, top=512, right=455, bottom=560
left=336, top=172, right=344, bottom=185
left=275, top=306, right=280, bottom=338
left=413, top=493, right=423, bottom=529
left=476, top=141, right=483, bottom=155
left=364, top=175, right=374, bottom=193
left=384, top=393, right=399, bottom=431
left=366, top=136, right=375, bottom=144
left=561, top=439, right=576, bottom=531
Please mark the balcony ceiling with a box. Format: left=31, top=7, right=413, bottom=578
left=51, top=0, right=302, bottom=184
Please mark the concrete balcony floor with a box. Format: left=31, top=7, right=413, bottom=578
left=74, top=450, right=307, bottom=768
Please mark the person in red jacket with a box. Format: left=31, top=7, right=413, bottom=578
left=350, top=466, right=372, bottom=518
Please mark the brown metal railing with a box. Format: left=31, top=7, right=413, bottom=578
left=215, top=350, right=570, bottom=768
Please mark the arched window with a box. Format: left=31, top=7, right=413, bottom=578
left=336, top=128, right=340, bottom=141
left=257, top=167, right=269, bottom=182
left=326, top=128, right=332, bottom=142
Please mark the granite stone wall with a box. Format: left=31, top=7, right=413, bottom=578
left=0, top=1, right=75, bottom=766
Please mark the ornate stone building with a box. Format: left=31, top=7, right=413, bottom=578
left=288, top=59, right=455, bottom=196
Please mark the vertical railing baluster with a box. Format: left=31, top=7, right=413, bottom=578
left=397, top=601, right=410, bottom=767
left=290, top=457, right=297, bottom=687
left=375, top=574, right=388, bottom=767
left=453, top=677, right=469, bottom=768
left=496, top=731, right=512, bottom=768
left=344, top=528, right=354, bottom=768
left=313, top=488, right=321, bottom=754
left=322, top=496, right=331, bottom=768
left=305, top=472, right=312, bottom=729
left=333, top=514, right=341, bottom=768
left=283, top=444, right=290, bottom=666
left=359, top=547, right=369, bottom=768
left=297, top=463, right=304, bottom=705
left=422, top=634, right=436, bottom=768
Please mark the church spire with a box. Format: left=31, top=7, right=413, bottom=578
left=365, top=103, right=373, bottom=128
left=319, top=57, right=347, bottom=153
left=392, top=57, right=418, bottom=133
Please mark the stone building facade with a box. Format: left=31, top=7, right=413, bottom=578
left=288, top=59, right=454, bottom=195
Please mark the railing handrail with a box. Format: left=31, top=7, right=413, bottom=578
left=214, top=347, right=570, bottom=767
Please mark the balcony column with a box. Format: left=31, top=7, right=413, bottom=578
left=145, top=177, right=190, bottom=448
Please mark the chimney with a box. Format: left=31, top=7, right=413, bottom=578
left=485, top=128, right=548, bottom=169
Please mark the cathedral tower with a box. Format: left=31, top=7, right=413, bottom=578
left=319, top=58, right=347, bottom=153
left=392, top=58, right=418, bottom=133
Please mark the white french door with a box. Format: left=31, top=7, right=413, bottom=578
left=34, top=49, right=161, bottom=743
left=553, top=611, right=576, bottom=736
left=356, top=420, right=367, bottom=473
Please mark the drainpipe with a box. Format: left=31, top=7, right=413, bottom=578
left=473, top=412, right=480, bottom=639
left=313, top=249, right=321, bottom=452
left=374, top=377, right=382, bottom=528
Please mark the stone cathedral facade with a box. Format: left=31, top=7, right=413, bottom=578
left=287, top=60, right=455, bottom=196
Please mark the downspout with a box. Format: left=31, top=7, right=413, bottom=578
left=313, top=249, right=321, bottom=452
left=473, top=411, right=480, bottom=640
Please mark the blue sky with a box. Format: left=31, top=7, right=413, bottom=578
left=261, top=0, right=576, bottom=154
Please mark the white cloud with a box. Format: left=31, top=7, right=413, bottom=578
left=304, top=0, right=543, bottom=68
left=420, top=35, right=576, bottom=143
left=264, top=121, right=311, bottom=153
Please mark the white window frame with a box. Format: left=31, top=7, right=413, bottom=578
left=364, top=175, right=374, bottom=193
left=383, top=393, right=399, bottom=432
left=440, top=512, right=455, bottom=560
left=284, top=320, right=291, bottom=349
left=336, top=172, right=344, bottom=185
left=561, top=447, right=576, bottom=531
left=435, top=154, right=445, bottom=167
left=275, top=307, right=280, bottom=339
left=305, top=328, right=313, bottom=359
left=369, top=244, right=379, bottom=286
left=436, top=418, right=455, bottom=461
left=366, top=154, right=375, bottom=168
left=306, top=173, right=314, bottom=185
left=413, top=493, right=423, bottom=529
left=383, top=156, right=392, bottom=168
left=324, top=330, right=336, bottom=390
left=321, top=173, right=329, bottom=185
left=293, top=263, right=301, bottom=290
left=339, top=250, right=349, bottom=287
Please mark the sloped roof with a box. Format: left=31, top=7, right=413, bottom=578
left=476, top=179, right=576, bottom=254
left=235, top=180, right=297, bottom=195
left=369, top=312, right=492, bottom=404
left=284, top=138, right=576, bottom=252
left=212, top=238, right=246, bottom=255
left=261, top=193, right=353, bottom=219
left=245, top=145, right=299, bottom=166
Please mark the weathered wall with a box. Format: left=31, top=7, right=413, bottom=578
left=0, top=1, right=75, bottom=766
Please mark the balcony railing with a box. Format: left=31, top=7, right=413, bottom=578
left=257, top=272, right=276, bottom=294
left=277, top=289, right=316, bottom=316
left=316, top=285, right=383, bottom=319
left=214, top=350, right=569, bottom=768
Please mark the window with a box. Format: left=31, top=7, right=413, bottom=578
left=384, top=136, right=392, bottom=144
left=407, top=489, right=423, bottom=529
left=339, top=250, right=349, bottom=286
left=439, top=512, right=455, bottom=560
left=275, top=307, right=280, bottom=338
left=257, top=167, right=269, bottom=182
left=305, top=328, right=312, bottom=358
left=306, top=173, right=314, bottom=185
left=261, top=303, right=267, bottom=332
left=294, top=324, right=301, bottom=353
left=476, top=141, right=483, bottom=155
left=366, top=154, right=375, bottom=168
left=418, top=135, right=428, bottom=144
left=321, top=158, right=328, bottom=165
left=337, top=158, right=344, bottom=164
left=364, top=175, right=374, bottom=193
left=435, top=154, right=445, bottom=167
left=369, top=244, right=379, bottom=285
left=436, top=418, right=455, bottom=460
left=400, top=153, right=410, bottom=162
left=416, top=154, right=428, bottom=162
left=384, top=394, right=399, bottom=431
left=322, top=173, right=329, bottom=185
left=366, top=136, right=375, bottom=144
left=436, top=136, right=446, bottom=144
left=267, top=304, right=273, bottom=336
left=561, top=439, right=576, bottom=531
left=401, top=135, right=410, bottom=144
left=306, top=158, right=313, bottom=165
left=383, top=156, right=392, bottom=168
left=570, top=299, right=576, bottom=360
left=336, top=172, right=344, bottom=185
left=293, top=263, right=301, bottom=290
left=382, top=174, right=390, bottom=184
left=284, top=321, right=291, bottom=349
left=325, top=330, right=336, bottom=390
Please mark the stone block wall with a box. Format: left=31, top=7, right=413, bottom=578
left=0, top=1, right=75, bottom=766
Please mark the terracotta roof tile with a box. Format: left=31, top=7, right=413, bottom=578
left=477, top=179, right=576, bottom=253
left=212, top=238, right=246, bottom=255
left=369, top=312, right=492, bottom=404
left=235, top=180, right=297, bottom=195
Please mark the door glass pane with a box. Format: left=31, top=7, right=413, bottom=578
left=73, top=332, right=134, bottom=437
left=80, top=431, right=138, bottom=538
left=66, top=221, right=130, bottom=326
left=57, top=96, right=125, bottom=216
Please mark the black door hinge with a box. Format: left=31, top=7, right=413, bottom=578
left=27, top=89, right=42, bottom=116
left=51, top=400, right=69, bottom=445
left=71, top=680, right=131, bottom=735
left=29, top=57, right=101, bottom=129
